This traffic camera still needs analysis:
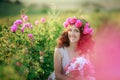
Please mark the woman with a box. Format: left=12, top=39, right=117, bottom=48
left=48, top=17, right=95, bottom=80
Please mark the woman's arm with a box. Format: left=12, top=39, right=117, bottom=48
left=54, top=48, right=72, bottom=80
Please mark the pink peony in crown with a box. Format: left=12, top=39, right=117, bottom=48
left=63, top=17, right=94, bottom=35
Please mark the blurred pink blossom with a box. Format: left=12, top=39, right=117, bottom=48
left=10, top=24, right=18, bottom=32
left=23, top=23, right=32, bottom=28
left=21, top=14, right=26, bottom=19
left=64, top=56, right=95, bottom=80
left=29, top=24, right=33, bottom=29
left=21, top=26, right=25, bottom=33
left=83, top=23, right=93, bottom=35
left=63, top=21, right=69, bottom=28
left=41, top=17, right=46, bottom=23
left=66, top=18, right=71, bottom=24
left=71, top=58, right=76, bottom=63
left=34, top=20, right=40, bottom=25
left=28, top=34, right=33, bottom=39
left=21, top=14, right=28, bottom=22
left=21, top=23, right=33, bottom=33
left=14, top=19, right=23, bottom=26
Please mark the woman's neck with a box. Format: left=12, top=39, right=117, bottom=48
left=69, top=42, right=77, bottom=51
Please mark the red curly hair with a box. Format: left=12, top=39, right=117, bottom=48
left=57, top=19, right=94, bottom=54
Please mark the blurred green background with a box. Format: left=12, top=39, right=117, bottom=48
left=0, top=0, right=120, bottom=80
left=0, top=0, right=120, bottom=26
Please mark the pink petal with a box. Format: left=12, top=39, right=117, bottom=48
left=70, top=17, right=77, bottom=24
left=63, top=21, right=69, bottom=28
left=41, top=17, right=46, bottom=23
left=75, top=20, right=82, bottom=28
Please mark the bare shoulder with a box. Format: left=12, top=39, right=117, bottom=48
left=54, top=48, right=60, bottom=53
left=54, top=48, right=63, bottom=70
left=54, top=48, right=62, bottom=58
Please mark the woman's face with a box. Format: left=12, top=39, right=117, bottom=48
left=68, top=25, right=80, bottom=43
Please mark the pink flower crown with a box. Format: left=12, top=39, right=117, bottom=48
left=63, top=17, right=94, bottom=35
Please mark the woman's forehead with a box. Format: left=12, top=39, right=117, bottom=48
left=69, top=25, right=79, bottom=29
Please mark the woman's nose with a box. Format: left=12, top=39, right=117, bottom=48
left=70, top=31, right=75, bottom=35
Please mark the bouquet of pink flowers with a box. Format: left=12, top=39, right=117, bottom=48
left=64, top=56, right=96, bottom=80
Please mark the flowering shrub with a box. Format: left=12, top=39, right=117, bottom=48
left=9, top=14, right=52, bottom=80
left=0, top=13, right=63, bottom=80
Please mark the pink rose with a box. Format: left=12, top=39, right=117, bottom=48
left=66, top=18, right=71, bottom=24
left=14, top=19, right=23, bottom=26
left=70, top=17, right=77, bottom=24
left=75, top=20, right=82, bottom=28
left=23, top=23, right=32, bottom=28
left=10, top=24, right=18, bottom=32
left=83, top=27, right=93, bottom=35
left=23, top=15, right=28, bottom=21
left=21, top=23, right=32, bottom=33
left=83, top=23, right=94, bottom=35
left=88, top=28, right=94, bottom=35
left=29, top=24, right=33, bottom=29
left=71, top=58, right=76, bottom=63
left=34, top=20, right=40, bottom=25
left=21, top=14, right=28, bottom=22
left=63, top=21, right=69, bottom=28
left=64, top=66, right=69, bottom=72
left=28, top=34, right=33, bottom=39
left=75, top=63, right=80, bottom=69
left=21, top=14, right=26, bottom=19
left=41, top=17, right=46, bottom=23
left=21, top=26, right=25, bottom=33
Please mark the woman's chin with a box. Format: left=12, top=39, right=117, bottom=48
left=70, top=40, right=77, bottom=43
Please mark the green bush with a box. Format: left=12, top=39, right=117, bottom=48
left=0, top=14, right=63, bottom=80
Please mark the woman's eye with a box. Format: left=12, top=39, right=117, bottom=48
left=75, top=30, right=79, bottom=32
